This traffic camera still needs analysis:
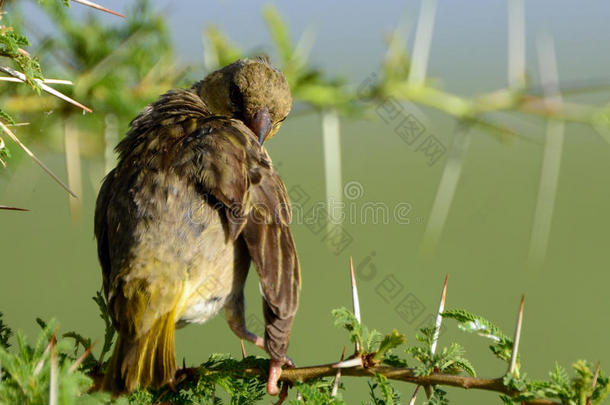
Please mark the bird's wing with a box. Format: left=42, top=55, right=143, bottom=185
left=94, top=168, right=116, bottom=298
left=241, top=164, right=301, bottom=361
left=179, top=118, right=301, bottom=360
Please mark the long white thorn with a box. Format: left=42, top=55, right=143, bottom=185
left=68, top=342, right=96, bottom=373
left=0, top=77, right=73, bottom=85
left=408, top=385, right=421, bottom=405
left=528, top=33, right=563, bottom=270
left=0, top=121, right=77, bottom=197
left=419, top=125, right=471, bottom=257
left=0, top=205, right=29, bottom=211
left=331, top=346, right=346, bottom=397
left=350, top=256, right=361, bottom=353
left=64, top=119, right=82, bottom=222
left=322, top=109, right=342, bottom=234
left=407, top=0, right=438, bottom=86
left=70, top=0, right=125, bottom=18
left=508, top=295, right=525, bottom=375
left=331, top=357, right=363, bottom=369
left=49, top=337, right=58, bottom=405
left=240, top=340, right=247, bottom=359
left=587, top=361, right=601, bottom=405
left=411, top=274, right=449, bottom=404
left=431, top=274, right=449, bottom=354
left=507, top=0, right=526, bottom=88
left=0, top=66, right=92, bottom=113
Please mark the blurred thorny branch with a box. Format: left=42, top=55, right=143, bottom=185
left=201, top=4, right=610, bottom=136
left=0, top=0, right=126, bottom=208
left=2, top=2, right=610, bottom=205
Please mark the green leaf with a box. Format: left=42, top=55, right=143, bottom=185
left=367, top=373, right=400, bottom=405
left=204, top=26, right=244, bottom=71
left=332, top=307, right=363, bottom=350
left=442, top=309, right=514, bottom=363
left=381, top=353, right=408, bottom=368
left=372, top=329, right=406, bottom=361
left=288, top=379, right=345, bottom=405
left=0, top=109, right=16, bottom=125
left=92, top=290, right=115, bottom=366
left=425, top=388, right=449, bottom=405
left=407, top=328, right=476, bottom=378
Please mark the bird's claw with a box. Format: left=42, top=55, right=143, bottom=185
left=267, top=356, right=295, bottom=396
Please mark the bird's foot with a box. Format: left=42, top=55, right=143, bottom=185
left=266, top=357, right=295, bottom=396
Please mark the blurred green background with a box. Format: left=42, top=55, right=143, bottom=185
left=1, top=0, right=609, bottom=403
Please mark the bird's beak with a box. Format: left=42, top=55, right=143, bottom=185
left=247, top=108, right=272, bottom=145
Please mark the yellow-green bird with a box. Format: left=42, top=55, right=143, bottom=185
left=94, top=57, right=300, bottom=396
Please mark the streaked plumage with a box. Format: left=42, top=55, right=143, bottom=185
left=94, top=58, right=300, bottom=396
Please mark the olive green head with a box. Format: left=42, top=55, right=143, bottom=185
left=196, top=57, right=292, bottom=144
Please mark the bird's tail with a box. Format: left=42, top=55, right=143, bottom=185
left=102, top=310, right=176, bottom=395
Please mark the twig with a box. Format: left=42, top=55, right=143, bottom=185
left=508, top=295, right=525, bottom=375
left=0, top=66, right=92, bottom=113
left=236, top=364, right=562, bottom=405
left=70, top=0, right=125, bottom=18
left=390, top=82, right=598, bottom=125
left=0, top=121, right=77, bottom=197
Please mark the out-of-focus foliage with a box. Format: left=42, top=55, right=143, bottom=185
left=1, top=0, right=184, bottom=159
left=0, top=2, right=45, bottom=162
left=203, top=5, right=357, bottom=114
left=0, top=315, right=123, bottom=405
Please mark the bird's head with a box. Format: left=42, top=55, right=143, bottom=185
left=196, top=57, right=292, bottom=144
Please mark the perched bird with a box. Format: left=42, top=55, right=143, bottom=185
left=94, top=57, right=300, bottom=396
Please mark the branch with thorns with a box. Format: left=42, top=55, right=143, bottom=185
left=173, top=258, right=600, bottom=405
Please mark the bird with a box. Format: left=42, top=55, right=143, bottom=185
left=94, top=57, right=300, bottom=396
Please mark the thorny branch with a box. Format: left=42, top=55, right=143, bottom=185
left=231, top=363, right=562, bottom=405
